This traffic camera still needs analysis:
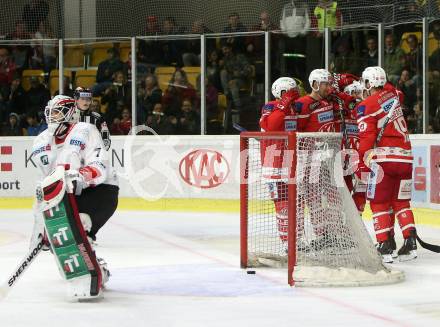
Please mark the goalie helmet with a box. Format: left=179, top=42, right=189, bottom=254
left=361, top=66, right=386, bottom=90
left=44, top=95, right=76, bottom=134
left=344, top=81, right=363, bottom=96
left=271, top=77, right=297, bottom=99
left=309, top=69, right=331, bottom=92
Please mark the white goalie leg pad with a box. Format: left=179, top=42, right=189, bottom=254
left=67, top=275, right=102, bottom=301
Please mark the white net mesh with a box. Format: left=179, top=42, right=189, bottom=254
left=1, top=1, right=439, bottom=38
left=243, top=132, right=404, bottom=287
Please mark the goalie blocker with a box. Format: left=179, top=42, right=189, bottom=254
left=41, top=166, right=104, bottom=299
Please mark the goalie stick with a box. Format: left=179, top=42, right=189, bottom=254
left=0, top=238, right=46, bottom=300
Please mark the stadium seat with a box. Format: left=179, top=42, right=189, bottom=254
left=183, top=67, right=200, bottom=87
left=75, top=70, right=97, bottom=89
left=217, top=93, right=227, bottom=121
left=21, top=70, right=45, bottom=91
left=49, top=70, right=72, bottom=95
left=155, top=67, right=175, bottom=91
left=428, top=32, right=440, bottom=56
left=400, top=32, right=422, bottom=54
left=64, top=44, right=85, bottom=69
left=89, top=42, right=114, bottom=67
left=239, top=65, right=256, bottom=95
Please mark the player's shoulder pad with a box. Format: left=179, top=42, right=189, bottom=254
left=356, top=102, right=367, bottom=118
left=262, top=102, right=275, bottom=111
left=90, top=111, right=103, bottom=120
left=32, top=129, right=51, bottom=152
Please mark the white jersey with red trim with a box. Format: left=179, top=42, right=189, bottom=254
left=32, top=122, right=118, bottom=187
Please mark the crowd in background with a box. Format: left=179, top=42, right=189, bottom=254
left=1, top=0, right=440, bottom=136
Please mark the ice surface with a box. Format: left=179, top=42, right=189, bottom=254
left=0, top=209, right=439, bottom=327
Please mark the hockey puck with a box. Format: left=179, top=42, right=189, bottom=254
left=247, top=270, right=256, bottom=274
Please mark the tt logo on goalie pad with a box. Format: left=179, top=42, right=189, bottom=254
left=64, top=254, right=81, bottom=273
left=52, top=227, right=69, bottom=246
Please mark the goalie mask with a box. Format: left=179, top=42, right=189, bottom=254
left=44, top=95, right=76, bottom=135
left=271, top=77, right=297, bottom=99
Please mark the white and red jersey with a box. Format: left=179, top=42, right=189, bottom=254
left=295, top=95, right=335, bottom=132
left=259, top=89, right=299, bottom=180
left=357, top=88, right=412, bottom=165
left=32, top=122, right=118, bottom=187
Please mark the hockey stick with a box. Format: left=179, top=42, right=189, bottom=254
left=416, top=232, right=440, bottom=253
left=374, top=97, right=399, bottom=146
left=0, top=238, right=45, bottom=300
left=233, top=122, right=247, bottom=132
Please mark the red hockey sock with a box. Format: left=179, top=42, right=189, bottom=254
left=274, top=200, right=288, bottom=242
left=389, top=209, right=395, bottom=237
left=370, top=203, right=392, bottom=243
left=393, top=202, right=415, bottom=239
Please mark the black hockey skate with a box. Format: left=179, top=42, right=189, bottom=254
left=398, top=233, right=417, bottom=262
left=377, top=240, right=394, bottom=263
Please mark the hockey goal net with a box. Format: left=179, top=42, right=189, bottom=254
left=240, top=131, right=404, bottom=287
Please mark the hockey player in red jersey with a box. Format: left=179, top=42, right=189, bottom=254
left=342, top=81, right=367, bottom=214
left=259, top=77, right=300, bottom=246
left=356, top=66, right=416, bottom=263
left=295, top=69, right=335, bottom=132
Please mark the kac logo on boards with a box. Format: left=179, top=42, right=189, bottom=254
left=179, top=149, right=230, bottom=189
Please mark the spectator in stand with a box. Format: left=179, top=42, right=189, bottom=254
left=397, top=69, right=418, bottom=111
left=182, top=20, right=211, bottom=66
left=0, top=47, right=17, bottom=89
left=196, top=75, right=218, bottom=121
left=220, top=43, right=252, bottom=109
left=160, top=17, right=183, bottom=65
left=429, top=22, right=440, bottom=76
left=89, top=99, right=101, bottom=114
left=206, top=49, right=223, bottom=92
left=330, top=36, right=361, bottom=75
left=6, top=20, right=31, bottom=72
left=31, top=21, right=56, bottom=72
left=404, top=34, right=423, bottom=86
left=138, top=16, right=162, bottom=74
left=54, top=76, right=74, bottom=97
left=246, top=11, right=277, bottom=61
left=101, top=70, right=130, bottom=125
left=311, top=0, right=342, bottom=35
left=363, top=36, right=378, bottom=67
left=8, top=74, right=27, bottom=116
left=222, top=13, right=247, bottom=54
left=22, top=0, right=49, bottom=34
left=384, top=34, right=404, bottom=84
left=110, top=108, right=132, bottom=135
left=25, top=111, right=46, bottom=136
left=93, top=48, right=125, bottom=95
left=246, top=11, right=277, bottom=81
left=177, top=99, right=200, bottom=135
left=25, top=76, right=50, bottom=114
left=137, top=74, right=162, bottom=125
left=162, top=69, right=197, bottom=117
left=0, top=87, right=8, bottom=123
left=145, top=103, right=176, bottom=135
left=3, top=112, right=24, bottom=136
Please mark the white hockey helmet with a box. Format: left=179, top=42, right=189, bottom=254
left=271, top=77, right=297, bottom=99
left=344, top=80, right=363, bottom=96
left=309, top=69, right=331, bottom=91
left=361, top=66, right=387, bottom=90
left=44, top=95, right=76, bottom=132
